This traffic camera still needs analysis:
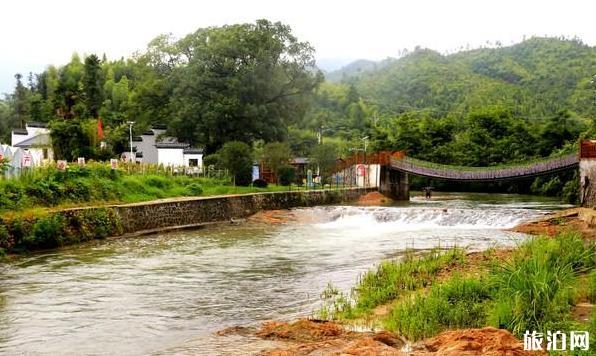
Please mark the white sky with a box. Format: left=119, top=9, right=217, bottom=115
left=1, top=0, right=594, bottom=94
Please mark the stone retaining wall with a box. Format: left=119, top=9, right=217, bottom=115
left=115, top=188, right=375, bottom=234
left=0, top=188, right=375, bottom=254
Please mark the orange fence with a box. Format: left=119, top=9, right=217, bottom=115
left=580, top=140, right=596, bottom=159
left=335, top=151, right=404, bottom=171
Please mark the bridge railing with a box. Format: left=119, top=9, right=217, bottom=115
left=390, top=153, right=579, bottom=180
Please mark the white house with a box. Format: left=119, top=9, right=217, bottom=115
left=125, top=125, right=203, bottom=169
left=155, top=143, right=204, bottom=169
left=8, top=122, right=53, bottom=167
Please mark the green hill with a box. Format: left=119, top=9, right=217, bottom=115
left=328, top=37, right=596, bottom=118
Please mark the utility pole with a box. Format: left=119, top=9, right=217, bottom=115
left=127, top=121, right=135, bottom=163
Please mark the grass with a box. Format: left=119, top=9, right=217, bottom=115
left=385, top=275, right=490, bottom=340
left=321, top=231, right=595, bottom=342
left=318, top=248, right=465, bottom=320
left=0, top=163, right=306, bottom=214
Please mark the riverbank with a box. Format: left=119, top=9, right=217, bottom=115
left=242, top=207, right=595, bottom=354
left=0, top=187, right=375, bottom=256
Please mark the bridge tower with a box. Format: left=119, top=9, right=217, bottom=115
left=580, top=140, right=596, bottom=207
left=379, top=165, right=409, bottom=201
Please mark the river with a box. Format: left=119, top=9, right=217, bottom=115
left=0, top=193, right=569, bottom=355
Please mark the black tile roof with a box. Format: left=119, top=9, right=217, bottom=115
left=183, top=148, right=204, bottom=154
left=12, top=128, right=28, bottom=135
left=155, top=142, right=190, bottom=149
left=26, top=122, right=48, bottom=128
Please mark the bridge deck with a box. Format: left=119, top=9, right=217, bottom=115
left=389, top=154, right=579, bottom=181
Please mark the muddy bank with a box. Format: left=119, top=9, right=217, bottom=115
left=510, top=207, right=596, bottom=239
left=237, top=319, right=533, bottom=355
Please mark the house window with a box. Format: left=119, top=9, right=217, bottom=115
left=188, top=159, right=198, bottom=167
left=42, top=148, right=48, bottom=159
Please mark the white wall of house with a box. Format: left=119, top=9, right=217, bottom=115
left=157, top=148, right=185, bottom=166
left=183, top=153, right=203, bottom=170
left=27, top=148, right=53, bottom=166
left=11, top=125, right=50, bottom=147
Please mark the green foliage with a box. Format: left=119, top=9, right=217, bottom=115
left=487, top=232, right=594, bottom=336
left=50, top=119, right=94, bottom=161
left=335, top=37, right=595, bottom=119
left=277, top=165, right=295, bottom=186
left=252, top=179, right=268, bottom=188
left=203, top=154, right=221, bottom=169
left=318, top=249, right=464, bottom=319
left=587, top=270, right=596, bottom=305
left=218, top=141, right=253, bottom=186
left=262, top=142, right=292, bottom=180
left=344, top=232, right=595, bottom=341
left=386, top=276, right=490, bottom=341
left=185, top=183, right=203, bottom=195
left=83, top=54, right=104, bottom=118
left=24, top=214, right=66, bottom=249
left=310, top=142, right=338, bottom=183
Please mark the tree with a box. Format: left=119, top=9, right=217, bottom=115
left=310, top=142, right=338, bottom=184
left=158, top=19, right=323, bottom=152
left=83, top=54, right=104, bottom=118
left=13, top=73, right=29, bottom=128
left=261, top=141, right=292, bottom=183
left=218, top=141, right=253, bottom=186
left=50, top=120, right=93, bottom=161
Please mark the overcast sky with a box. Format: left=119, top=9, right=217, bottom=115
left=1, top=0, right=594, bottom=94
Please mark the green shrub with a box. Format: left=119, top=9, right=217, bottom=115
left=144, top=175, right=173, bottom=189
left=0, top=225, right=11, bottom=250
left=252, top=179, right=268, bottom=188
left=24, top=215, right=66, bottom=249
left=386, top=276, right=490, bottom=341
left=277, top=165, right=296, bottom=186
left=185, top=183, right=204, bottom=196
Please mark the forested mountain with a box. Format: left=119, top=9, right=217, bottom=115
left=324, top=58, right=395, bottom=82
left=328, top=37, right=595, bottom=118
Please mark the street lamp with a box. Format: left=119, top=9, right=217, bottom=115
left=127, top=121, right=135, bottom=162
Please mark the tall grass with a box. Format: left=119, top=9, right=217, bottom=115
left=487, top=232, right=595, bottom=336
left=318, top=248, right=464, bottom=319
left=329, top=231, right=595, bottom=341
left=386, top=276, right=490, bottom=340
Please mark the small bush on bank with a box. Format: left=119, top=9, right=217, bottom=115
left=23, top=214, right=66, bottom=249
left=185, top=183, right=203, bottom=196
left=252, top=179, right=268, bottom=188
left=386, top=276, right=490, bottom=340
left=277, top=165, right=296, bottom=186
left=0, top=208, right=124, bottom=254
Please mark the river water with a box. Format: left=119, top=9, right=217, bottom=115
left=0, top=193, right=569, bottom=355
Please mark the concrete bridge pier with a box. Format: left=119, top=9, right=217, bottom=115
left=580, top=140, right=596, bottom=207
left=379, top=165, right=409, bottom=200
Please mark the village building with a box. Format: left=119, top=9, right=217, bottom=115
left=8, top=122, right=54, bottom=167
left=125, top=125, right=204, bottom=170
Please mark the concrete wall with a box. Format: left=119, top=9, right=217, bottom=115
left=580, top=159, right=596, bottom=207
